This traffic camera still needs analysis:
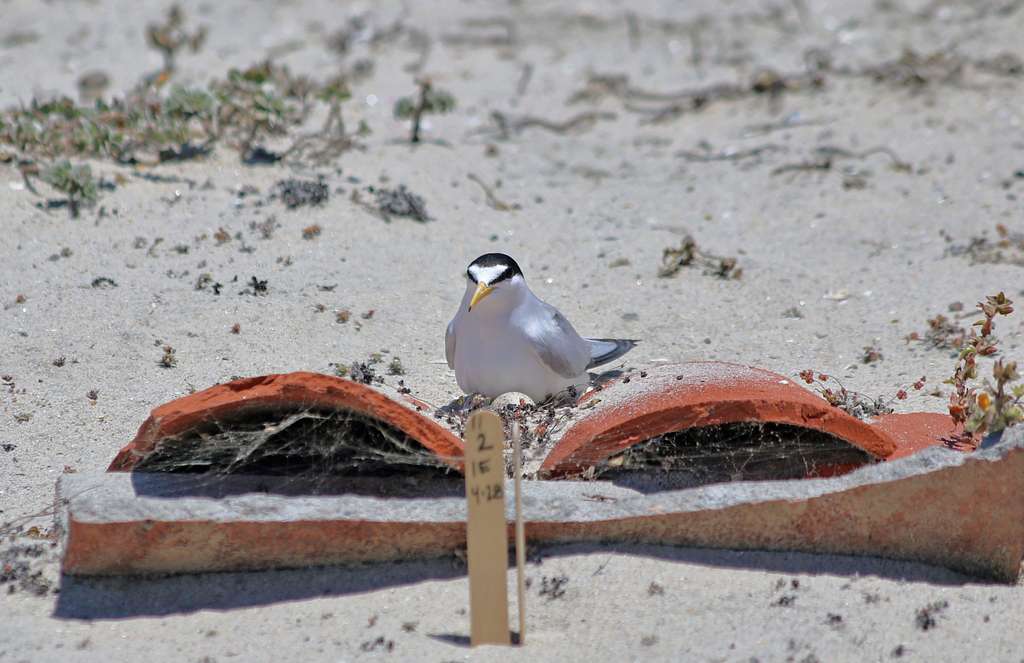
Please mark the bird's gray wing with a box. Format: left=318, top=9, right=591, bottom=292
left=518, top=303, right=591, bottom=378
left=445, top=319, right=456, bottom=369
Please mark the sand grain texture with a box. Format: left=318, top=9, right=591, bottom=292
left=2, top=0, right=1023, bottom=660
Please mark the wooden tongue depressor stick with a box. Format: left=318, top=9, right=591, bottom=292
left=464, top=410, right=511, bottom=646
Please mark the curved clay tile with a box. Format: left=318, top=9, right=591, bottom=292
left=872, top=412, right=960, bottom=458
left=540, top=362, right=950, bottom=478
left=108, top=372, right=464, bottom=472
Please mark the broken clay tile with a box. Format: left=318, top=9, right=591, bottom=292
left=59, top=430, right=1024, bottom=580
left=542, top=362, right=948, bottom=478
left=872, top=412, right=960, bottom=458
left=107, top=372, right=464, bottom=472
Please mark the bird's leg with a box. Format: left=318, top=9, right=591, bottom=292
left=543, top=385, right=583, bottom=408
left=439, top=393, right=492, bottom=419
left=465, top=392, right=492, bottom=411
left=450, top=392, right=491, bottom=416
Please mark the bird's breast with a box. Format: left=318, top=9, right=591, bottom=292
left=454, top=317, right=556, bottom=399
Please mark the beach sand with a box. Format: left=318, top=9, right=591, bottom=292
left=1, top=0, right=1022, bottom=660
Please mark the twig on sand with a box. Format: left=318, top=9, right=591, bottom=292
left=467, top=173, right=519, bottom=211
left=568, top=47, right=1023, bottom=125
left=485, top=110, right=616, bottom=139
left=568, top=70, right=824, bottom=124
left=675, top=144, right=784, bottom=163
left=739, top=115, right=832, bottom=137
left=516, top=63, right=534, bottom=97
left=771, top=145, right=911, bottom=176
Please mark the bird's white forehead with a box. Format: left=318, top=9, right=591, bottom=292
left=468, top=264, right=509, bottom=284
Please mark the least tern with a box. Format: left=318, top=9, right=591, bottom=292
left=445, top=253, right=636, bottom=402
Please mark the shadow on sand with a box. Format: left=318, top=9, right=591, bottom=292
left=54, top=541, right=983, bottom=621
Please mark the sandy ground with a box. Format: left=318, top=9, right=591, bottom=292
left=1, top=0, right=1023, bottom=660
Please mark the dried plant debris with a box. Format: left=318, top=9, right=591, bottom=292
left=799, top=371, right=925, bottom=419
left=159, top=345, right=177, bottom=368
left=539, top=574, right=569, bottom=600
left=484, top=110, right=616, bottom=138
left=675, top=142, right=784, bottom=164
left=441, top=17, right=517, bottom=48
left=944, top=224, right=1024, bottom=267
left=372, top=184, right=430, bottom=222
left=568, top=48, right=1022, bottom=124
left=387, top=357, right=405, bottom=375
left=326, top=12, right=411, bottom=57
left=277, top=178, right=329, bottom=208
left=907, top=314, right=968, bottom=350
left=817, top=48, right=1023, bottom=89
left=782, top=306, right=804, bottom=319
left=467, top=173, right=519, bottom=211
left=132, top=407, right=454, bottom=481
left=595, top=422, right=871, bottom=490
left=0, top=541, right=55, bottom=596
left=335, top=355, right=385, bottom=385
left=359, top=637, right=395, bottom=653
left=195, top=273, right=223, bottom=294
left=915, top=600, right=948, bottom=631
left=568, top=69, right=823, bottom=124
left=862, top=344, right=883, bottom=364
left=771, top=145, right=911, bottom=177
left=242, top=276, right=269, bottom=296
left=435, top=391, right=581, bottom=470
left=658, top=234, right=741, bottom=279
left=250, top=216, right=279, bottom=239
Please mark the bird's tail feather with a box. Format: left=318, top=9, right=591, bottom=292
left=586, top=338, right=638, bottom=369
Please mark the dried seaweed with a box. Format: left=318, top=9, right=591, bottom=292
left=944, top=224, right=1024, bottom=267
left=658, top=234, right=742, bottom=279
left=277, top=178, right=329, bottom=209
left=373, top=185, right=430, bottom=222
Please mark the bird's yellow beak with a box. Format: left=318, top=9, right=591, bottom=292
left=468, top=282, right=494, bottom=311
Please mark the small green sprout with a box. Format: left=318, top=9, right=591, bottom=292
left=394, top=79, right=456, bottom=143
left=146, top=5, right=207, bottom=74
left=164, top=86, right=215, bottom=120
left=41, top=160, right=98, bottom=218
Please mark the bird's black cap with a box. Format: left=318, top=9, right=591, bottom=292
left=467, top=253, right=523, bottom=284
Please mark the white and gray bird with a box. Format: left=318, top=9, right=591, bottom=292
left=445, top=253, right=636, bottom=403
